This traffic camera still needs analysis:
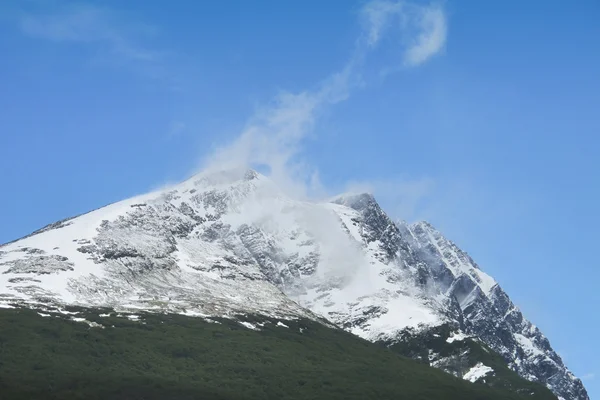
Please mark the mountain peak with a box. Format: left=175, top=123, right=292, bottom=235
left=181, top=167, right=262, bottom=189
left=330, top=192, right=377, bottom=211
left=0, top=172, right=588, bottom=400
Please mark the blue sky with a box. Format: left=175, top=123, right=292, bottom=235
left=1, top=0, right=598, bottom=396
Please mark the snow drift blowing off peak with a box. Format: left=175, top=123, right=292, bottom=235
left=0, top=168, right=589, bottom=400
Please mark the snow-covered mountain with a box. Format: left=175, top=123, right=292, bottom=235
left=0, top=168, right=588, bottom=400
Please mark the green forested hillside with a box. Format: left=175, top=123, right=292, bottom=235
left=0, top=306, right=556, bottom=400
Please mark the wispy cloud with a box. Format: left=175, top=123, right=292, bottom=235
left=345, top=177, right=436, bottom=221
left=404, top=5, right=447, bottom=66
left=361, top=0, right=447, bottom=66
left=18, top=4, right=167, bottom=80
left=361, top=0, right=404, bottom=47
left=203, top=0, right=448, bottom=204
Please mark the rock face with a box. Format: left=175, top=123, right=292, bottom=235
left=0, top=168, right=588, bottom=400
left=402, top=222, right=588, bottom=400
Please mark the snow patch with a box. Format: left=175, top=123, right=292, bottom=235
left=239, top=321, right=260, bottom=330
left=71, top=317, right=104, bottom=328
left=515, top=333, right=545, bottom=358
left=181, top=309, right=210, bottom=318
left=463, top=362, right=494, bottom=382
left=446, top=331, right=469, bottom=343
left=56, top=309, right=79, bottom=315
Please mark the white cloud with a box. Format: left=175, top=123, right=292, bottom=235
left=19, top=4, right=165, bottom=78
left=360, top=1, right=447, bottom=66
left=202, top=1, right=448, bottom=200
left=203, top=89, right=322, bottom=199
left=345, top=177, right=436, bottom=222
left=361, top=0, right=404, bottom=47
left=404, top=5, right=447, bottom=66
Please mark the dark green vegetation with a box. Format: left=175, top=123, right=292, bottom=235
left=0, top=306, right=555, bottom=400
left=383, top=324, right=556, bottom=399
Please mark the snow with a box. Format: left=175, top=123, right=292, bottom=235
left=327, top=204, right=364, bottom=244
left=463, top=363, right=494, bottom=382
left=181, top=309, right=210, bottom=318
left=292, top=205, right=447, bottom=341
left=349, top=294, right=441, bottom=340
left=239, top=321, right=260, bottom=330
left=447, top=331, right=469, bottom=343
left=56, top=309, right=79, bottom=315
left=71, top=317, right=104, bottom=328
left=276, top=321, right=289, bottom=328
left=473, top=270, right=497, bottom=295
left=0, top=303, right=15, bottom=309
left=428, top=350, right=438, bottom=361
left=514, top=333, right=545, bottom=358
left=0, top=192, right=157, bottom=303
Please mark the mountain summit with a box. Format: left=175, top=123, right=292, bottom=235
left=0, top=169, right=588, bottom=400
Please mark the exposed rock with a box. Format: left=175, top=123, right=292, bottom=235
left=2, top=255, right=74, bottom=275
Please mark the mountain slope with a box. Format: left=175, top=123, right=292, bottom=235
left=0, top=168, right=588, bottom=400
left=0, top=169, right=315, bottom=320
left=0, top=305, right=556, bottom=400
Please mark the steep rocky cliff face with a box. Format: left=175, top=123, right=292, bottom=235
left=0, top=168, right=588, bottom=400
left=401, top=221, right=587, bottom=400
